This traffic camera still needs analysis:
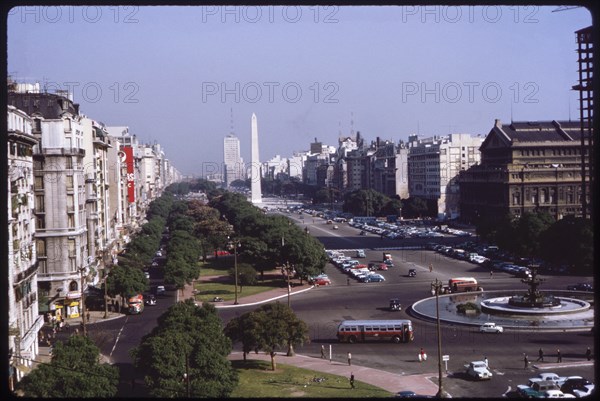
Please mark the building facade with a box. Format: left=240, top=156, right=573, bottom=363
left=408, top=133, right=484, bottom=219
left=7, top=106, right=45, bottom=387
left=223, top=134, right=244, bottom=187
left=459, top=119, right=591, bottom=223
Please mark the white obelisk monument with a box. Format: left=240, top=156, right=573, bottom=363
left=250, top=113, right=262, bottom=204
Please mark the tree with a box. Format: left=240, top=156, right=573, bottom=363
left=131, top=300, right=237, bottom=398
left=229, top=263, right=257, bottom=292
left=224, top=311, right=261, bottom=361
left=17, top=335, right=119, bottom=397
left=252, top=302, right=310, bottom=370
left=106, top=265, right=148, bottom=304
left=401, top=196, right=428, bottom=219
left=540, top=216, right=593, bottom=274
left=509, top=211, right=554, bottom=258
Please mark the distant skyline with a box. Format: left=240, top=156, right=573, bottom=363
left=7, top=5, right=592, bottom=175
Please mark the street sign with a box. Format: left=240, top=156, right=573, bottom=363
left=442, top=355, right=450, bottom=361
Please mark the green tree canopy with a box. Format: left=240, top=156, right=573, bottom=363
left=223, top=311, right=261, bottom=361
left=18, top=335, right=119, bottom=397
left=131, top=300, right=237, bottom=398
left=540, top=216, right=593, bottom=274
left=106, top=264, right=148, bottom=300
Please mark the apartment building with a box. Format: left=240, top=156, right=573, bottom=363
left=7, top=105, right=45, bottom=386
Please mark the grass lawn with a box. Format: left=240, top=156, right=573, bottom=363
left=195, top=259, right=290, bottom=303
left=230, top=359, right=393, bottom=398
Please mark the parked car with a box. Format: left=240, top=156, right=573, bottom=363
left=366, top=274, right=385, bottom=282
left=572, top=384, right=595, bottom=398
left=144, top=271, right=150, bottom=279
left=155, top=251, right=162, bottom=257
left=542, top=390, right=576, bottom=398
left=378, top=264, right=389, bottom=271
left=531, top=373, right=568, bottom=387
left=384, top=259, right=394, bottom=267
left=465, top=361, right=493, bottom=380
left=479, top=322, right=504, bottom=334
left=313, top=277, right=331, bottom=286
left=561, top=378, right=593, bottom=395
left=518, top=380, right=560, bottom=397
left=356, top=249, right=366, bottom=258
left=359, top=230, right=367, bottom=236
left=567, top=283, right=593, bottom=291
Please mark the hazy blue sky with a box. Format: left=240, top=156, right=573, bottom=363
left=8, top=5, right=592, bottom=175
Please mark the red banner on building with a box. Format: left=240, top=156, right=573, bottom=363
left=122, top=146, right=135, bottom=203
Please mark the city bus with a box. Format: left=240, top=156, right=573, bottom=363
left=447, top=277, right=481, bottom=293
left=337, top=319, right=414, bottom=344
left=127, top=294, right=145, bottom=314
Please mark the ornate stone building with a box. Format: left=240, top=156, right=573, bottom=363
left=459, top=119, right=591, bottom=223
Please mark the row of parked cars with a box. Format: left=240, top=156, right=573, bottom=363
left=326, top=250, right=387, bottom=283
left=428, top=242, right=534, bottom=279
left=517, top=374, right=594, bottom=398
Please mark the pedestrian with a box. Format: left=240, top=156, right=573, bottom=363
left=557, top=349, right=562, bottom=363
left=585, top=347, right=592, bottom=361
left=86, top=311, right=91, bottom=323
left=320, top=345, right=325, bottom=359
left=484, top=356, right=488, bottom=368
left=347, top=352, right=352, bottom=366
left=523, top=354, right=529, bottom=369
left=419, top=347, right=427, bottom=362
left=429, top=264, right=433, bottom=273
left=490, top=270, right=493, bottom=279
left=537, top=348, right=544, bottom=362
left=350, top=373, right=355, bottom=389
left=347, top=278, right=350, bottom=286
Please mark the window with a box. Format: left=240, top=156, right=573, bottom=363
left=67, top=195, right=74, bottom=212
left=68, top=239, right=76, bottom=258
left=36, top=216, right=45, bottom=229
left=67, top=214, right=75, bottom=228
left=34, top=176, right=44, bottom=190
left=65, top=157, right=73, bottom=169
left=35, top=195, right=44, bottom=213
left=66, top=175, right=74, bottom=190
left=37, top=239, right=46, bottom=257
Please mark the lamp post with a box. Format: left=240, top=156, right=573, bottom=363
left=79, top=267, right=87, bottom=337
left=227, top=237, right=240, bottom=305
left=431, top=278, right=445, bottom=398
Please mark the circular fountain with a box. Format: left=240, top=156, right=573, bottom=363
left=410, top=265, right=593, bottom=330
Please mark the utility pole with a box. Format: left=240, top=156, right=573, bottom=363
left=431, top=278, right=445, bottom=397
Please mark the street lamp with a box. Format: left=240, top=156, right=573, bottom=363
left=227, top=237, right=240, bottom=305
left=79, top=267, right=88, bottom=336
left=430, top=278, right=445, bottom=398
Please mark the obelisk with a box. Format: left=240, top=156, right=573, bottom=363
left=251, top=113, right=262, bottom=204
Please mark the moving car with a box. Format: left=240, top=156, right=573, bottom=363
left=366, top=273, right=385, bottom=282
left=479, top=322, right=504, bottom=334
left=518, top=380, right=560, bottom=397
left=152, top=285, right=166, bottom=296
left=407, top=269, right=416, bottom=277
left=332, top=225, right=339, bottom=230
left=389, top=298, right=402, bottom=311
left=144, top=294, right=157, bottom=306
left=465, top=361, right=493, bottom=380
left=313, top=277, right=331, bottom=286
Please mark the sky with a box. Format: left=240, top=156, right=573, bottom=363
left=7, top=5, right=592, bottom=175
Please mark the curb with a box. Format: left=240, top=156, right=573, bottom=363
left=215, top=285, right=315, bottom=308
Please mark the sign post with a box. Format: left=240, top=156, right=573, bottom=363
left=442, top=354, right=450, bottom=372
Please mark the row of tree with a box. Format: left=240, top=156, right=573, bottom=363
left=341, top=189, right=434, bottom=218
left=209, top=192, right=328, bottom=281
left=476, top=212, right=593, bottom=274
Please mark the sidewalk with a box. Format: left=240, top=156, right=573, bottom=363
left=181, top=276, right=441, bottom=396
left=228, top=351, right=440, bottom=396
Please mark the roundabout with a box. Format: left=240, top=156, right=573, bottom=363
left=410, top=290, right=594, bottom=331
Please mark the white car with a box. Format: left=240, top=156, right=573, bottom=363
left=479, top=322, right=504, bottom=333
left=542, top=390, right=576, bottom=398
left=532, top=373, right=568, bottom=387
left=465, top=361, right=493, bottom=380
